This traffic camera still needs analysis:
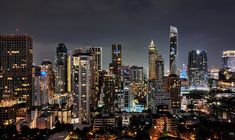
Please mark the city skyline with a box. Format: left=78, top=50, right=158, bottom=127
left=1, top=1, right=235, bottom=139
left=0, top=0, right=235, bottom=70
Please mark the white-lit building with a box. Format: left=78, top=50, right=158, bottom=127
left=188, top=50, right=208, bottom=91
left=72, top=48, right=93, bottom=124
left=222, top=50, right=235, bottom=72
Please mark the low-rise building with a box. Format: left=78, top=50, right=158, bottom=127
left=93, top=114, right=116, bottom=131
left=36, top=111, right=55, bottom=129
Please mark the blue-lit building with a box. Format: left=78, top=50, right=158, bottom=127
left=180, top=64, right=189, bottom=95
left=32, top=60, right=55, bottom=106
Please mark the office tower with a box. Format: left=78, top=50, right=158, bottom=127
left=169, top=26, right=178, bottom=75
left=130, top=66, right=144, bottom=83
left=89, top=47, right=102, bottom=110
left=67, top=51, right=72, bottom=93
left=103, top=71, right=115, bottom=113
left=0, top=35, right=33, bottom=105
left=148, top=40, right=157, bottom=80
left=222, top=50, right=235, bottom=72
left=118, top=66, right=132, bottom=112
left=90, top=47, right=102, bottom=71
left=108, top=44, right=122, bottom=111
left=72, top=48, right=93, bottom=124
left=111, top=44, right=122, bottom=72
left=155, top=55, right=164, bottom=91
left=40, top=60, right=55, bottom=104
left=55, top=43, right=67, bottom=94
left=188, top=50, right=208, bottom=91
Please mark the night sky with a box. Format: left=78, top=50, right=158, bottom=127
left=1, top=0, right=235, bottom=72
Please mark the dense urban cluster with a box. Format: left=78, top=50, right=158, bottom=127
left=0, top=26, right=235, bottom=140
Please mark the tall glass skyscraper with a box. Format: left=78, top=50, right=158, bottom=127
left=55, top=43, right=67, bottom=94
left=169, top=26, right=178, bottom=75
left=222, top=50, right=235, bottom=72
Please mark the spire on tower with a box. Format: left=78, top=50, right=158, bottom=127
left=149, top=40, right=155, bottom=48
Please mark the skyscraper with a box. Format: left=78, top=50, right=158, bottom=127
left=40, top=60, right=55, bottom=105
left=165, top=75, right=181, bottom=114
left=67, top=51, right=72, bottom=93
left=32, top=66, right=41, bottom=106
left=0, top=35, right=33, bottom=105
left=55, top=43, right=67, bottom=94
left=110, top=44, right=122, bottom=74
left=188, top=50, right=208, bottom=91
left=103, top=71, right=115, bottom=113
left=90, top=47, right=102, bottom=71
left=222, top=50, right=235, bottom=72
left=148, top=40, right=158, bottom=109
left=108, top=44, right=122, bottom=111
left=90, top=47, right=102, bottom=110
left=155, top=55, right=164, bottom=91
left=72, top=48, right=93, bottom=124
left=148, top=40, right=157, bottom=80
left=169, top=26, right=178, bottom=75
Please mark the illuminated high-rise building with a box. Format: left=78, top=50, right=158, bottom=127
left=67, top=51, right=72, bottom=93
left=148, top=40, right=158, bottom=109
left=103, top=71, right=115, bottom=113
left=118, top=66, right=131, bottom=112
left=188, top=50, right=208, bottom=91
left=55, top=43, right=67, bottom=94
left=165, top=75, right=181, bottom=114
left=130, top=66, right=144, bottom=106
left=0, top=35, right=33, bottom=105
left=110, top=44, right=122, bottom=74
left=72, top=48, right=93, bottom=124
left=108, top=44, right=122, bottom=111
left=40, top=60, right=55, bottom=105
left=169, top=26, right=178, bottom=75
left=130, top=66, right=144, bottom=83
left=222, top=50, right=235, bottom=72
left=90, top=47, right=102, bottom=110
left=90, top=47, right=102, bottom=71
left=148, top=40, right=157, bottom=80
left=156, top=55, right=164, bottom=91
left=32, top=66, right=41, bottom=106
left=32, top=61, right=55, bottom=106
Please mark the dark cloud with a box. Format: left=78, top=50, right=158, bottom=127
left=0, top=0, right=235, bottom=71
